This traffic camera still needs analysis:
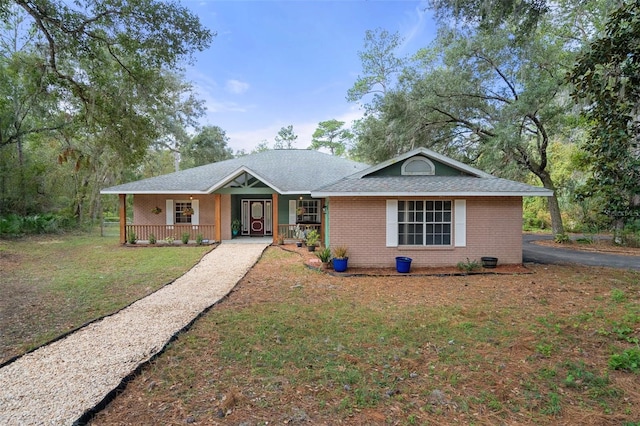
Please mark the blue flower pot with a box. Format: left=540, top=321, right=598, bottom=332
left=395, top=256, right=412, bottom=273
left=333, top=257, right=348, bottom=272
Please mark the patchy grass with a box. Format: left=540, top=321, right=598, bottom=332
left=91, top=247, right=640, bottom=425
left=0, top=234, right=212, bottom=362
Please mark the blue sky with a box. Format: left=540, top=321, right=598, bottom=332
left=183, top=0, right=437, bottom=153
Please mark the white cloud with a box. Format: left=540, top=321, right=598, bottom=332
left=399, top=1, right=432, bottom=52
left=225, top=79, right=250, bottom=94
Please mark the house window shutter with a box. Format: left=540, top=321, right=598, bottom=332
left=166, top=199, right=174, bottom=225
left=386, top=200, right=398, bottom=247
left=288, top=200, right=297, bottom=224
left=454, top=199, right=466, bottom=247
left=191, top=199, right=200, bottom=225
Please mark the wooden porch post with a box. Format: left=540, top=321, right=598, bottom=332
left=214, top=193, right=222, bottom=242
left=119, top=194, right=126, bottom=244
left=272, top=193, right=279, bottom=244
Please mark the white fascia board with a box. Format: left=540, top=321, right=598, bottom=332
left=204, top=166, right=284, bottom=194
left=311, top=190, right=554, bottom=197
left=279, top=191, right=313, bottom=195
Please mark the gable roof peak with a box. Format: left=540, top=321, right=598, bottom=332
left=355, top=147, right=494, bottom=179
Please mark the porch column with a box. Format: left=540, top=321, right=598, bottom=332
left=320, top=198, right=326, bottom=247
left=272, top=193, right=279, bottom=244
left=119, top=194, right=126, bottom=244
left=214, top=193, right=222, bottom=242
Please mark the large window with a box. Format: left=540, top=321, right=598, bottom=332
left=398, top=200, right=452, bottom=246
left=175, top=201, right=193, bottom=224
left=297, top=199, right=320, bottom=223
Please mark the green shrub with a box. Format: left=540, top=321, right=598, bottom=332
left=457, top=258, right=480, bottom=272
left=196, top=233, right=204, bottom=245
left=149, top=233, right=157, bottom=244
left=0, top=213, right=68, bottom=237
left=181, top=232, right=190, bottom=244
left=127, top=231, right=137, bottom=244
left=554, top=233, right=570, bottom=244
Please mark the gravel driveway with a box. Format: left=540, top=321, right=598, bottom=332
left=0, top=242, right=269, bottom=426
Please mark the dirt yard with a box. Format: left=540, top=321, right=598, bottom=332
left=89, top=243, right=640, bottom=426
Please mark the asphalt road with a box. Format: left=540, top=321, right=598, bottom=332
left=522, top=234, right=640, bottom=271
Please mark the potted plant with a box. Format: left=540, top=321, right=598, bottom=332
left=315, top=247, right=331, bottom=269
left=183, top=206, right=194, bottom=216
left=151, top=206, right=162, bottom=214
left=332, top=246, right=348, bottom=272
left=305, top=229, right=320, bottom=252
left=231, top=219, right=241, bottom=237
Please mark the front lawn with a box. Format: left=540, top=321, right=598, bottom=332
left=0, top=234, right=212, bottom=363
left=90, top=247, right=640, bottom=425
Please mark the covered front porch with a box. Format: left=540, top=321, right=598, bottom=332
left=115, top=180, right=325, bottom=245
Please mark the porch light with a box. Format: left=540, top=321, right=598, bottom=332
left=189, top=195, right=193, bottom=200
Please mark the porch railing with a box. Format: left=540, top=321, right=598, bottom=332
left=277, top=223, right=321, bottom=240
left=126, top=224, right=216, bottom=242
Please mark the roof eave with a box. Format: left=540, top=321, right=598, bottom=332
left=100, top=189, right=209, bottom=195
left=311, top=191, right=554, bottom=197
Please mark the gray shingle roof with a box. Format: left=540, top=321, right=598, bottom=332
left=311, top=176, right=553, bottom=197
left=101, top=148, right=552, bottom=197
left=101, top=150, right=370, bottom=194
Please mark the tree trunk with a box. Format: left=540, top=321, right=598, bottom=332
left=537, top=170, right=565, bottom=236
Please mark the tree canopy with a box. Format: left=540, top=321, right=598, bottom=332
left=0, top=0, right=213, bottom=218
left=180, top=126, right=233, bottom=169
left=569, top=0, right=640, bottom=241
left=273, top=125, right=298, bottom=149
left=310, top=119, right=353, bottom=156
left=1, top=0, right=212, bottom=164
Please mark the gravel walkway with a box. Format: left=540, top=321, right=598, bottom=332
left=0, top=242, right=269, bottom=425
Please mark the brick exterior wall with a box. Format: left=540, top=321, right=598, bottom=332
left=328, top=196, right=523, bottom=267
left=133, top=194, right=217, bottom=224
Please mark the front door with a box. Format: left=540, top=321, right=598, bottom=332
left=241, top=199, right=273, bottom=236
left=250, top=201, right=265, bottom=236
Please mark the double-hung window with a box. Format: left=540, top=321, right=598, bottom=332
left=398, top=200, right=452, bottom=246
left=175, top=201, right=193, bottom=224
left=297, top=199, right=320, bottom=223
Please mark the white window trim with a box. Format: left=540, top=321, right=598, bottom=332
left=387, top=199, right=465, bottom=248
left=172, top=199, right=199, bottom=225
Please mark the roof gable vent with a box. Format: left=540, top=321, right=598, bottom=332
left=401, top=157, right=435, bottom=176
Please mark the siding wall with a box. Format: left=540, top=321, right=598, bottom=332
left=221, top=194, right=232, bottom=240
left=328, top=196, right=523, bottom=267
